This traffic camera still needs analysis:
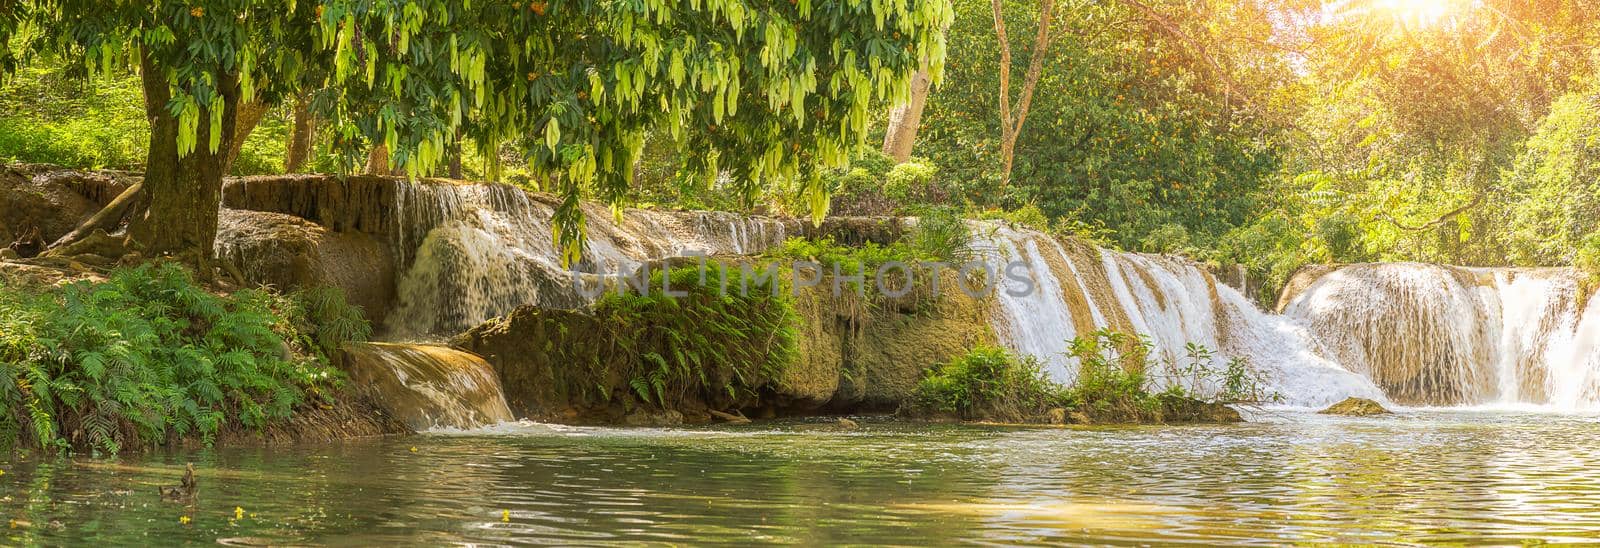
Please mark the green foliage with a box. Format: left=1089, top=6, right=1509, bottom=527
left=0, top=62, right=146, bottom=169
left=2, top=0, right=948, bottom=262
left=310, top=0, right=949, bottom=264
left=913, top=330, right=1270, bottom=423
left=1576, top=234, right=1600, bottom=286
left=549, top=265, right=798, bottom=410
left=914, top=345, right=1061, bottom=421
left=0, top=264, right=344, bottom=454
left=1499, top=82, right=1600, bottom=267
left=1315, top=213, right=1370, bottom=263
left=915, top=0, right=1282, bottom=254
left=1061, top=330, right=1154, bottom=412
left=906, top=207, right=973, bottom=265
left=284, top=286, right=372, bottom=364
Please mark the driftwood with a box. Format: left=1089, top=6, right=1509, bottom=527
left=49, top=182, right=144, bottom=251
left=708, top=409, right=752, bottom=424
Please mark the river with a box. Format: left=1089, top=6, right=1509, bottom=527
left=5, top=409, right=1599, bottom=545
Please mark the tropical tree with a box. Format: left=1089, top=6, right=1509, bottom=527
left=1, top=0, right=950, bottom=267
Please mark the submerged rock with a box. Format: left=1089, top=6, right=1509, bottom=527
left=622, top=409, right=685, bottom=427
left=1319, top=397, right=1391, bottom=416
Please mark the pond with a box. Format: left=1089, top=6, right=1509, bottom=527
left=4, top=410, right=1599, bottom=545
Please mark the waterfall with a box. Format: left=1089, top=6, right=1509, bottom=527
left=1282, top=264, right=1600, bottom=408
left=383, top=183, right=790, bottom=337
left=340, top=343, right=516, bottom=430
left=981, top=225, right=1387, bottom=408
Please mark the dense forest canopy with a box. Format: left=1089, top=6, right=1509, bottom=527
left=0, top=0, right=949, bottom=265
left=1, top=0, right=1596, bottom=294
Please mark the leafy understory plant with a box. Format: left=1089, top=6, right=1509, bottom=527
left=913, top=329, right=1274, bottom=422
left=0, top=263, right=359, bottom=454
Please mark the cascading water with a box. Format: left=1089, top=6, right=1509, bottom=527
left=384, top=183, right=789, bottom=337
left=980, top=225, right=1387, bottom=408
left=1282, top=263, right=1600, bottom=408
left=340, top=342, right=516, bottom=430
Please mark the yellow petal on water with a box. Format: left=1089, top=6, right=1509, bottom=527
left=235, top=506, right=244, bottom=519
left=409, top=447, right=418, bottom=453
left=179, top=515, right=191, bottom=525
left=501, top=510, right=510, bottom=522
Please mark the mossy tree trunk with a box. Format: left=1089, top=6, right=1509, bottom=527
left=129, top=51, right=238, bottom=267
left=284, top=92, right=316, bottom=173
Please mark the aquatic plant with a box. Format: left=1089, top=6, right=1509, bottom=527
left=0, top=263, right=352, bottom=454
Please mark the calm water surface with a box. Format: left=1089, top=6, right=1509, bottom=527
left=4, top=409, right=1600, bottom=545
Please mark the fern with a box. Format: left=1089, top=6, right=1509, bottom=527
left=0, top=263, right=346, bottom=453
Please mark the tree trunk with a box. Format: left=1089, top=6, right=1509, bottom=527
left=223, top=99, right=269, bottom=175
left=993, top=0, right=1058, bottom=188
left=447, top=130, right=463, bottom=179
left=129, top=51, right=236, bottom=266
left=365, top=145, right=391, bottom=176
left=882, top=67, right=932, bottom=163
left=284, top=93, right=316, bottom=173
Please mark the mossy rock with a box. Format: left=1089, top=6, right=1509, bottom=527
left=1319, top=397, right=1391, bottom=416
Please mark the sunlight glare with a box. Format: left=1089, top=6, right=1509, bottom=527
left=1375, top=0, right=1456, bottom=27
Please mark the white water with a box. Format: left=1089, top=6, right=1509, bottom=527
left=981, top=225, right=1387, bottom=408
left=1283, top=264, right=1600, bottom=409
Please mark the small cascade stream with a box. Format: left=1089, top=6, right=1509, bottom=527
left=340, top=342, right=516, bottom=430
left=1281, top=264, right=1600, bottom=408
left=979, top=225, right=1386, bottom=408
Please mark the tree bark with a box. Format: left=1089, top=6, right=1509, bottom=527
left=447, top=130, right=463, bottom=179
left=882, top=67, right=932, bottom=163
left=284, top=93, right=316, bottom=173
left=129, top=50, right=236, bottom=265
left=365, top=145, right=391, bottom=176
left=993, top=0, right=1058, bottom=188
left=222, top=99, right=269, bottom=175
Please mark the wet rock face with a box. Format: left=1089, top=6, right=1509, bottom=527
left=216, top=209, right=396, bottom=326
left=1319, top=397, right=1391, bottom=416
left=455, top=270, right=997, bottom=424
left=0, top=164, right=134, bottom=247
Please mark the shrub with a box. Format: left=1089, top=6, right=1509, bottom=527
left=884, top=159, right=938, bottom=203
left=913, top=345, right=1062, bottom=421
left=906, top=206, right=973, bottom=264
left=1063, top=329, right=1155, bottom=412
left=0, top=264, right=350, bottom=454
left=1315, top=213, right=1368, bottom=263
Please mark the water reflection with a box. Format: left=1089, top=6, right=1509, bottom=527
left=4, top=411, right=1600, bottom=544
